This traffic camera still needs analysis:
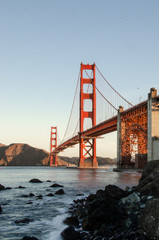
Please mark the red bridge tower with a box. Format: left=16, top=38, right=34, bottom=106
left=79, top=63, right=98, bottom=168
left=50, top=126, right=57, bottom=166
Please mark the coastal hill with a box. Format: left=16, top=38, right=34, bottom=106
left=0, top=143, right=116, bottom=167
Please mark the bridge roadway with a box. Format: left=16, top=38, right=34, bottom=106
left=53, top=100, right=148, bottom=155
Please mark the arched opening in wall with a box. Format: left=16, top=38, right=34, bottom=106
left=84, top=99, right=92, bottom=112
left=130, top=132, right=138, bottom=162
left=83, top=118, right=92, bottom=131
left=128, top=124, right=147, bottom=162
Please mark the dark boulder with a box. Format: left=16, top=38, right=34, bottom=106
left=87, top=193, right=96, bottom=202
left=61, top=226, right=81, bottom=240
left=46, top=193, right=54, bottom=197
left=140, top=198, right=159, bottom=239
left=63, top=215, right=79, bottom=227
left=50, top=183, right=63, bottom=188
left=29, top=179, right=43, bottom=183
left=139, top=160, right=159, bottom=187
left=36, top=195, right=43, bottom=199
left=21, top=237, right=39, bottom=240
left=136, top=160, right=159, bottom=197
left=83, top=194, right=120, bottom=230
left=105, top=185, right=128, bottom=200
left=0, top=205, right=2, bottom=213
left=21, top=194, right=29, bottom=198
left=55, top=189, right=65, bottom=195
left=29, top=193, right=34, bottom=197
left=76, top=193, right=84, bottom=196
left=0, top=184, right=5, bottom=191
left=5, top=187, right=12, bottom=190
left=15, top=218, right=32, bottom=224
left=18, top=186, right=26, bottom=189
left=26, top=201, right=33, bottom=204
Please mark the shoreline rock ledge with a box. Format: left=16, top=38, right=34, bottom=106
left=62, top=160, right=159, bottom=240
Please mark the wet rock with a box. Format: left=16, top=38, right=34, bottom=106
left=46, top=193, right=54, bottom=197
left=5, top=187, right=12, bottom=190
left=29, top=193, right=34, bottom=197
left=21, top=194, right=29, bottom=198
left=123, top=217, right=133, bottom=229
left=121, top=201, right=137, bottom=215
left=140, top=198, right=159, bottom=239
left=18, top=186, right=26, bottom=189
left=36, top=194, right=43, bottom=199
left=29, top=178, right=43, bottom=183
left=0, top=184, right=5, bottom=191
left=125, top=186, right=132, bottom=193
left=76, top=193, right=84, bottom=196
left=21, top=237, right=39, bottom=240
left=136, top=160, right=159, bottom=197
left=26, top=201, right=33, bottom=204
left=61, top=226, right=81, bottom=240
left=55, top=189, right=65, bottom=195
left=50, top=183, right=63, bottom=188
left=46, top=180, right=52, bottom=182
left=0, top=205, right=2, bottom=213
left=87, top=194, right=96, bottom=202
left=105, top=185, right=127, bottom=200
left=15, top=218, right=32, bottom=224
left=139, top=160, right=159, bottom=187
left=63, top=215, right=79, bottom=227
left=76, top=205, right=87, bottom=219
left=82, top=194, right=120, bottom=230
left=121, top=192, right=140, bottom=205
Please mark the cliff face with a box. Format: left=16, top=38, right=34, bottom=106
left=0, top=143, right=50, bottom=166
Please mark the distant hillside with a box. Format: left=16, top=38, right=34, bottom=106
left=0, top=143, right=116, bottom=167
left=0, top=143, right=50, bottom=166
left=0, top=143, right=76, bottom=167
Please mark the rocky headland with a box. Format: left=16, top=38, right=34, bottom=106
left=0, top=143, right=116, bottom=167
left=61, top=160, right=159, bottom=240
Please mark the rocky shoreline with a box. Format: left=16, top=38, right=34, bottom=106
left=61, top=160, right=159, bottom=240
left=0, top=161, right=158, bottom=240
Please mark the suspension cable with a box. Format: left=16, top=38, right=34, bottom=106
left=84, top=70, right=118, bottom=111
left=61, top=70, right=80, bottom=143
left=96, top=64, right=133, bottom=107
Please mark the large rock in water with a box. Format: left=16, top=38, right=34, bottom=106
left=61, top=226, right=80, bottom=240
left=136, top=160, right=159, bottom=197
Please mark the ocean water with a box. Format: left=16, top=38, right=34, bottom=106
left=0, top=166, right=141, bottom=240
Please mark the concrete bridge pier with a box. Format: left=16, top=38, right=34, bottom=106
left=148, top=88, right=159, bottom=161
left=117, top=88, right=159, bottom=169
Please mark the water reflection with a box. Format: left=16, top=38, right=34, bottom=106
left=78, top=169, right=97, bottom=181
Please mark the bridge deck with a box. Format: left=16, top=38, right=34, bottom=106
left=53, top=99, right=153, bottom=155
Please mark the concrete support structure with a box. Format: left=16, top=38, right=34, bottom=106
left=117, top=87, right=159, bottom=169
left=148, top=88, right=159, bottom=161
left=117, top=106, right=124, bottom=168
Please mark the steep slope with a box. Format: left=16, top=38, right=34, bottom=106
left=0, top=143, right=50, bottom=166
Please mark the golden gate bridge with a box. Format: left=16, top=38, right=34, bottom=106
left=50, top=63, right=159, bottom=169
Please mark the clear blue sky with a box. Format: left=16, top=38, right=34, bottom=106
left=0, top=0, right=159, bottom=158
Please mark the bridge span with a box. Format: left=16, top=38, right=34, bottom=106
left=50, top=63, right=159, bottom=169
